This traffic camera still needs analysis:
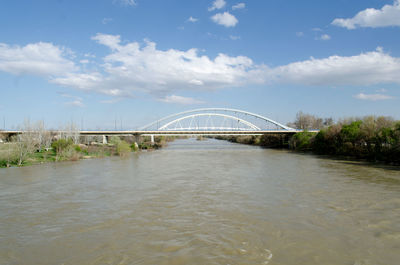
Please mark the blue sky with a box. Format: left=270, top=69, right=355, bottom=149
left=1, top=0, right=400, bottom=129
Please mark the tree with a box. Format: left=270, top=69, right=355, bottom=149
left=292, top=111, right=327, bottom=130
left=289, top=131, right=316, bottom=151
left=340, top=121, right=362, bottom=145
left=13, top=119, right=37, bottom=165
left=35, top=120, right=52, bottom=151
left=59, top=122, right=80, bottom=144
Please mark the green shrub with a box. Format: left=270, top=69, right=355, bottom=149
left=51, top=139, right=76, bottom=161
left=116, top=140, right=131, bottom=157
left=51, top=139, right=73, bottom=154
left=59, top=145, right=80, bottom=161
left=289, top=131, right=316, bottom=151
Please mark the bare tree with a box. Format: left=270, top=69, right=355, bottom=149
left=59, top=122, right=80, bottom=144
left=13, top=119, right=37, bottom=165
left=323, top=118, right=334, bottom=127
left=35, top=120, right=52, bottom=151
left=376, top=116, right=394, bottom=130
left=292, top=111, right=326, bottom=130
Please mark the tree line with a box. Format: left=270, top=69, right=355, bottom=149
left=289, top=112, right=400, bottom=164
left=214, top=112, right=399, bottom=164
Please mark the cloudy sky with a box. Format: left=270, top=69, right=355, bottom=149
left=1, top=0, right=400, bottom=129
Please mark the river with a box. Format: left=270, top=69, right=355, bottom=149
left=0, top=138, right=399, bottom=265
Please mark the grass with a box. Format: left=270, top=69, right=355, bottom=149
left=0, top=143, right=19, bottom=167
left=0, top=136, right=175, bottom=168
left=0, top=143, right=112, bottom=168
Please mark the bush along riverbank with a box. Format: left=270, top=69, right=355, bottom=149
left=216, top=116, right=400, bottom=165
left=290, top=119, right=400, bottom=164
left=0, top=134, right=174, bottom=168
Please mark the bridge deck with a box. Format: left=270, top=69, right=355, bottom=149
left=1, top=130, right=318, bottom=137
left=78, top=130, right=302, bottom=135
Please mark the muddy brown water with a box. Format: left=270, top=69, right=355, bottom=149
left=1, top=138, right=399, bottom=265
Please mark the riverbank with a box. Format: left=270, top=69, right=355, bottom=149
left=214, top=124, right=400, bottom=166
left=0, top=135, right=175, bottom=168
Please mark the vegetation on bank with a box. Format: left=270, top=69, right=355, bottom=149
left=290, top=117, right=400, bottom=164
left=217, top=113, right=400, bottom=165
left=0, top=120, right=174, bottom=168
left=0, top=136, right=172, bottom=168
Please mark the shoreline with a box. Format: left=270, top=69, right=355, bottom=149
left=0, top=135, right=174, bottom=168
left=213, top=135, right=400, bottom=167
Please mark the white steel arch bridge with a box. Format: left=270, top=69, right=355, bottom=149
left=0, top=108, right=302, bottom=141
left=139, top=108, right=295, bottom=134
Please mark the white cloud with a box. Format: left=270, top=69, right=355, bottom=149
left=84, top=53, right=95, bottom=58
left=317, top=34, right=331, bottom=41
left=102, top=18, right=113, bottom=24
left=2, top=35, right=400, bottom=101
left=91, top=33, right=121, bottom=50
left=158, top=95, right=204, bottom=105
left=0, top=42, right=76, bottom=76
left=211, top=12, right=238, bottom=27
left=187, top=16, right=198, bottom=23
left=296, top=31, right=304, bottom=37
left=332, top=0, right=400, bottom=29
left=80, top=59, right=89, bottom=64
left=208, top=0, right=226, bottom=11
left=52, top=72, right=100, bottom=92
left=232, top=3, right=245, bottom=10
left=47, top=38, right=400, bottom=97
left=113, top=0, right=136, bottom=6
left=229, top=35, right=241, bottom=40
left=354, top=93, right=394, bottom=101
left=65, top=100, right=85, bottom=107
left=60, top=93, right=85, bottom=107
left=270, top=47, right=400, bottom=86
left=52, top=34, right=256, bottom=96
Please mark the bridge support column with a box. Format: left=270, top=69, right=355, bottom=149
left=102, top=135, right=107, bottom=144
left=133, top=134, right=141, bottom=150
left=150, top=135, right=154, bottom=144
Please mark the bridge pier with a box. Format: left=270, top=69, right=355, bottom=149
left=150, top=135, right=154, bottom=144
left=132, top=134, right=141, bottom=149
left=102, top=135, right=107, bottom=144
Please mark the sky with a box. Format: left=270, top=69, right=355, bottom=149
left=1, top=0, right=400, bottom=130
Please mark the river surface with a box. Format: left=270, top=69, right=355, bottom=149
left=1, top=138, right=400, bottom=265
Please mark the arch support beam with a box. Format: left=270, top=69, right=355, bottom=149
left=140, top=108, right=294, bottom=131
left=159, top=113, right=260, bottom=131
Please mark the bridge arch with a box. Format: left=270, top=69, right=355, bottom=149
left=140, top=108, right=294, bottom=131
left=159, top=113, right=261, bottom=131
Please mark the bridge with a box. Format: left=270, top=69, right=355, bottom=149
left=0, top=108, right=310, bottom=143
